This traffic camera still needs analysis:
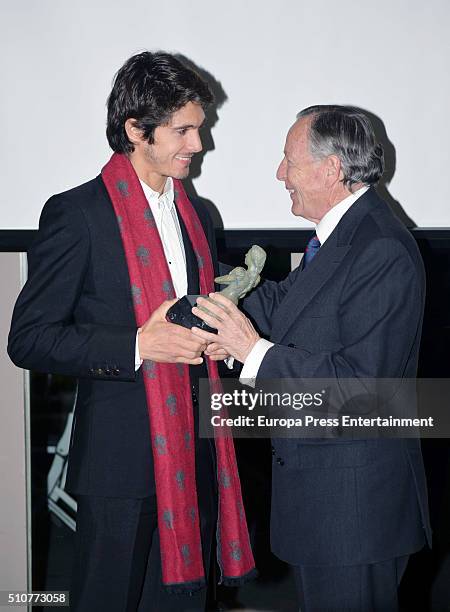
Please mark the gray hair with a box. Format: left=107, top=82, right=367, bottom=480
left=297, top=105, right=384, bottom=189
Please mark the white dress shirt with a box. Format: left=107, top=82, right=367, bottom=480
left=140, top=178, right=188, bottom=297
left=240, top=185, right=370, bottom=386
left=135, top=177, right=188, bottom=368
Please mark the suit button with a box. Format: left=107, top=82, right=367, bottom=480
left=271, top=446, right=275, bottom=455
left=104, top=369, right=111, bottom=375
left=90, top=368, right=95, bottom=374
left=191, top=386, right=198, bottom=405
left=277, top=457, right=285, bottom=466
left=96, top=368, right=104, bottom=375
left=113, top=368, right=120, bottom=376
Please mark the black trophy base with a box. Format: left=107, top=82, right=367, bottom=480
left=166, top=295, right=217, bottom=334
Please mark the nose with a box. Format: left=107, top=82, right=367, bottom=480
left=276, top=157, right=287, bottom=181
left=188, top=129, right=202, bottom=153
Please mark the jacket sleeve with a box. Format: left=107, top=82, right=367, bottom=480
left=7, top=195, right=137, bottom=381
left=240, top=266, right=302, bottom=337
left=258, top=238, right=424, bottom=380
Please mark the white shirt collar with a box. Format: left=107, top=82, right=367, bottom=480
left=139, top=177, right=175, bottom=210
left=316, top=185, right=370, bottom=245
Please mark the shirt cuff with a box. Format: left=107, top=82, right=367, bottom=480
left=224, top=356, right=235, bottom=370
left=135, top=330, right=143, bottom=371
left=239, top=338, right=274, bottom=388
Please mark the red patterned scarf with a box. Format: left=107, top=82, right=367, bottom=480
left=102, top=153, right=255, bottom=591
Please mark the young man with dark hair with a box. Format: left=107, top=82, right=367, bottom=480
left=8, top=51, right=254, bottom=611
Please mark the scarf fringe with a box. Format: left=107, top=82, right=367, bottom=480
left=164, top=568, right=258, bottom=595
left=220, top=567, right=259, bottom=587
left=164, top=579, right=206, bottom=595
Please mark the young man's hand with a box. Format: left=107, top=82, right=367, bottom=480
left=138, top=300, right=207, bottom=364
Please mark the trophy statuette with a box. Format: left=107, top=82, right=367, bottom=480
left=166, top=245, right=267, bottom=333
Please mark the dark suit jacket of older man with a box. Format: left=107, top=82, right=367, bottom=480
left=242, top=187, right=431, bottom=568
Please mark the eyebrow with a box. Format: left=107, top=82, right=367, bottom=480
left=171, top=119, right=206, bottom=130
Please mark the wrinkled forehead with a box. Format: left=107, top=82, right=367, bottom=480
left=285, top=117, right=312, bottom=157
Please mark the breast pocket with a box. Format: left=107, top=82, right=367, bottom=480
left=301, top=300, right=336, bottom=318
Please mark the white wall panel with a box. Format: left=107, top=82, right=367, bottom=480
left=1, top=0, right=449, bottom=229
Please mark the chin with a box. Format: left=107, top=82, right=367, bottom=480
left=291, top=203, right=303, bottom=217
left=173, top=169, right=190, bottom=180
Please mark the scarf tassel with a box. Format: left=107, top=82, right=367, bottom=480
left=164, top=579, right=206, bottom=595
left=220, top=567, right=259, bottom=587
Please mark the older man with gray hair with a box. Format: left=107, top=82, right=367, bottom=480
left=193, top=105, right=431, bottom=611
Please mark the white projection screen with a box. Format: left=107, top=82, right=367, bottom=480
left=1, top=0, right=449, bottom=230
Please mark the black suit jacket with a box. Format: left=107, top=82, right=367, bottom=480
left=8, top=176, right=217, bottom=498
left=242, top=188, right=432, bottom=566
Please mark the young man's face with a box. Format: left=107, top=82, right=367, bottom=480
left=129, top=101, right=205, bottom=192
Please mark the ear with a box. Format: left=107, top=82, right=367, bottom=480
left=124, top=119, right=144, bottom=146
left=324, top=155, right=342, bottom=185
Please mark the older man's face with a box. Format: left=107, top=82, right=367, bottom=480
left=276, top=117, right=330, bottom=223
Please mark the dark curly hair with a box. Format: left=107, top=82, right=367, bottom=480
left=106, top=51, right=214, bottom=154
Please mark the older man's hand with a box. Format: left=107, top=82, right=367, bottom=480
left=191, top=293, right=260, bottom=363
left=204, top=343, right=230, bottom=361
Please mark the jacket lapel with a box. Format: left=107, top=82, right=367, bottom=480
left=270, top=232, right=350, bottom=342
left=96, top=176, right=137, bottom=320
left=270, top=188, right=382, bottom=343
left=177, top=205, right=200, bottom=294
